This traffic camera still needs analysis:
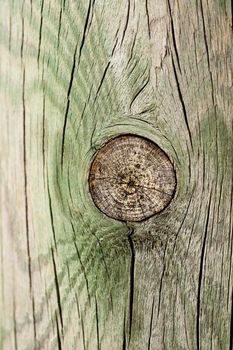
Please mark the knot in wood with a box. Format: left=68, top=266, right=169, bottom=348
left=89, top=135, right=176, bottom=222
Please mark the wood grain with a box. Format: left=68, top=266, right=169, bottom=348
left=89, top=134, right=176, bottom=222
left=0, top=0, right=232, bottom=349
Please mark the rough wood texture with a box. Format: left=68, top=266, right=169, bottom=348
left=0, top=0, right=232, bottom=349
left=89, top=134, right=176, bottom=222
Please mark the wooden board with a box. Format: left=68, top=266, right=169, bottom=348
left=0, top=0, right=232, bottom=349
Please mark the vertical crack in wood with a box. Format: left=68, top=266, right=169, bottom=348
left=47, top=176, right=58, bottom=250
left=51, top=248, right=64, bottom=336
left=121, top=0, right=130, bottom=46
left=81, top=316, right=86, bottom=350
left=231, top=0, right=233, bottom=28
left=196, top=192, right=212, bottom=350
left=37, top=0, right=44, bottom=63
left=129, top=71, right=150, bottom=111
left=157, top=240, right=168, bottom=319
left=147, top=297, right=155, bottom=350
left=171, top=193, right=193, bottom=257
left=145, top=0, right=151, bottom=39
left=127, top=227, right=135, bottom=342
left=32, top=296, right=37, bottom=345
left=171, top=54, right=193, bottom=151
left=229, top=290, right=233, bottom=350
left=75, top=292, right=81, bottom=320
left=13, top=287, right=18, bottom=350
left=23, top=67, right=37, bottom=345
left=42, top=91, right=46, bottom=172
left=94, top=61, right=111, bottom=103
left=122, top=309, right=127, bottom=350
left=95, top=295, right=100, bottom=350
left=55, top=312, right=62, bottom=350
left=199, top=0, right=215, bottom=105
left=167, top=0, right=181, bottom=73
left=61, top=0, right=93, bottom=166
left=57, top=4, right=63, bottom=50
left=20, top=16, right=24, bottom=59
left=23, top=67, right=32, bottom=293
left=227, top=174, right=233, bottom=308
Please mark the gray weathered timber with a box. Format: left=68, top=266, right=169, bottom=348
left=0, top=0, right=232, bottom=349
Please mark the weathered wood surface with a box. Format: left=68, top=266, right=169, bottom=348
left=0, top=0, right=232, bottom=349
left=89, top=134, right=176, bottom=222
